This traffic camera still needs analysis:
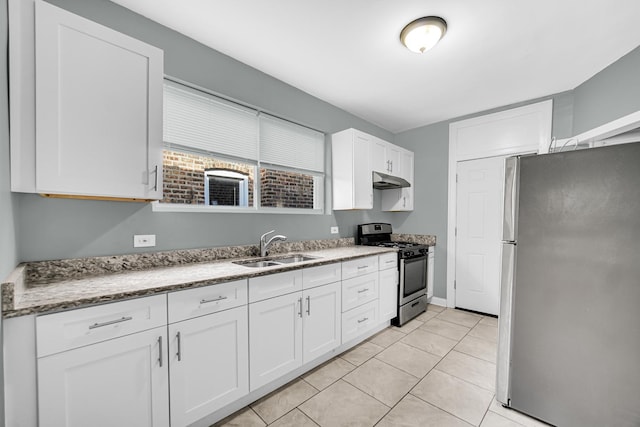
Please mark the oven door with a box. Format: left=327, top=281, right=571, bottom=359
left=399, top=256, right=427, bottom=305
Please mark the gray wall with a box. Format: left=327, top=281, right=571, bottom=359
left=15, top=0, right=400, bottom=261
left=572, top=45, right=640, bottom=135
left=393, top=92, right=575, bottom=299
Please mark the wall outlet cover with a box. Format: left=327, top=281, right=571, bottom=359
left=134, top=234, right=156, bottom=248
left=330, top=226, right=339, bottom=234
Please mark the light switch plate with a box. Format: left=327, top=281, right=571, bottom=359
left=330, top=226, right=339, bottom=234
left=134, top=234, right=156, bottom=248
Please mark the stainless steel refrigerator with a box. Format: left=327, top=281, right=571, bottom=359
left=496, top=142, right=640, bottom=427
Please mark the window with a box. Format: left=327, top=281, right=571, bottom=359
left=157, top=79, right=325, bottom=213
left=205, top=169, right=249, bottom=207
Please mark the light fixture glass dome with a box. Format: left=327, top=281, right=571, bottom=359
left=400, top=16, right=447, bottom=54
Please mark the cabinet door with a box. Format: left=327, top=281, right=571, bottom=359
left=386, top=144, right=402, bottom=175
left=38, top=326, right=169, bottom=427
left=249, top=293, right=303, bottom=391
left=35, top=0, right=163, bottom=200
left=379, top=268, right=399, bottom=322
left=372, top=138, right=388, bottom=173
left=427, top=248, right=435, bottom=299
left=169, top=306, right=249, bottom=427
left=382, top=149, right=414, bottom=211
left=353, top=131, right=373, bottom=209
left=303, top=282, right=341, bottom=363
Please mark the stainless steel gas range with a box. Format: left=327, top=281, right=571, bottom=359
left=357, top=223, right=432, bottom=326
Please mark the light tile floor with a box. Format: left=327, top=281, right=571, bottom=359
left=215, top=305, right=549, bottom=427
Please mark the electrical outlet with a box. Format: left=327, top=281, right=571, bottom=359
left=134, top=234, right=156, bottom=248
left=330, top=226, right=339, bottom=234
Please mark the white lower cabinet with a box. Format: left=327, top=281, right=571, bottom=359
left=379, top=267, right=399, bottom=322
left=30, top=256, right=401, bottom=426
left=249, top=271, right=341, bottom=391
left=379, top=253, right=399, bottom=322
left=342, top=300, right=379, bottom=343
left=249, top=291, right=303, bottom=391
left=302, top=282, right=342, bottom=363
left=37, top=326, right=169, bottom=427
left=168, top=305, right=249, bottom=427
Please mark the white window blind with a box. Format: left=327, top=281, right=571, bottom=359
left=259, top=114, right=325, bottom=172
left=163, top=80, right=258, bottom=161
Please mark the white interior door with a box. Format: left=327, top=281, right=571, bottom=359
left=455, top=156, right=505, bottom=315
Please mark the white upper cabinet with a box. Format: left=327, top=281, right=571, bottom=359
left=372, top=137, right=401, bottom=175
left=332, top=128, right=415, bottom=212
left=382, top=149, right=414, bottom=211
left=331, top=128, right=373, bottom=210
left=11, top=0, right=164, bottom=200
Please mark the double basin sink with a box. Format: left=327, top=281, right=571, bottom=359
left=233, top=254, right=319, bottom=268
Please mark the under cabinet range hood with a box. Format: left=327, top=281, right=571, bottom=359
left=372, top=171, right=411, bottom=189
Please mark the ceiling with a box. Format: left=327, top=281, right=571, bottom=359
left=110, top=0, right=640, bottom=133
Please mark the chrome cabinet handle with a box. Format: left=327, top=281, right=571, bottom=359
left=176, top=332, right=182, bottom=362
left=158, top=336, right=163, bottom=367
left=390, top=160, right=393, bottom=173
left=357, top=288, right=369, bottom=294
left=200, top=296, right=227, bottom=304
left=357, top=317, right=369, bottom=324
left=357, top=265, right=369, bottom=270
left=88, top=316, right=133, bottom=330
left=306, top=296, right=311, bottom=315
left=298, top=297, right=303, bottom=318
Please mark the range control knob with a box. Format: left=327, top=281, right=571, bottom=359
left=419, top=248, right=429, bottom=255
left=403, top=251, right=412, bottom=258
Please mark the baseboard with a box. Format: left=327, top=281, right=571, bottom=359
left=429, top=297, right=447, bottom=307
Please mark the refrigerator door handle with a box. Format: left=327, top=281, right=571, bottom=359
left=496, top=242, right=516, bottom=405
left=502, top=156, right=519, bottom=242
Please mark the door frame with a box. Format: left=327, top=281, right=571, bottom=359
left=446, top=100, right=553, bottom=308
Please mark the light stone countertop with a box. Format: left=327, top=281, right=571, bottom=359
left=2, top=245, right=397, bottom=318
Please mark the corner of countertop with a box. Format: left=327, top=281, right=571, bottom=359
left=391, top=233, right=436, bottom=246
left=2, top=263, right=27, bottom=313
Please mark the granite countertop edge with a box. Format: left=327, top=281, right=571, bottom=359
left=2, top=235, right=436, bottom=318
left=0, top=247, right=392, bottom=318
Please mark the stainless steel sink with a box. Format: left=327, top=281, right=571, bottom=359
left=272, top=255, right=319, bottom=264
left=233, top=260, right=281, bottom=268
left=233, top=254, right=320, bottom=268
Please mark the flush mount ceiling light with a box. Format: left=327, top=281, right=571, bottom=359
left=400, top=16, right=447, bottom=54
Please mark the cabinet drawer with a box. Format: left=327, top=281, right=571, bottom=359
left=342, top=273, right=379, bottom=312
left=168, top=279, right=247, bottom=323
left=36, top=294, right=167, bottom=357
left=303, top=263, right=341, bottom=289
left=379, top=253, right=398, bottom=271
left=342, top=300, right=379, bottom=344
left=342, top=256, right=378, bottom=280
left=249, top=270, right=303, bottom=303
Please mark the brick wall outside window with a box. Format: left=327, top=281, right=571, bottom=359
left=162, top=150, right=315, bottom=209
left=260, top=168, right=314, bottom=209
left=162, top=150, right=254, bottom=205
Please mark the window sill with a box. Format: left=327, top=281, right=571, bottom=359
left=151, top=202, right=324, bottom=215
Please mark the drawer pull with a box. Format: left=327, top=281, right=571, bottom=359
left=200, top=296, right=228, bottom=305
left=357, top=288, right=370, bottom=294
left=357, top=317, right=369, bottom=324
left=357, top=265, right=369, bottom=270
left=88, top=316, right=133, bottom=330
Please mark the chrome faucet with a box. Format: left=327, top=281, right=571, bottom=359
left=260, top=230, right=287, bottom=257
